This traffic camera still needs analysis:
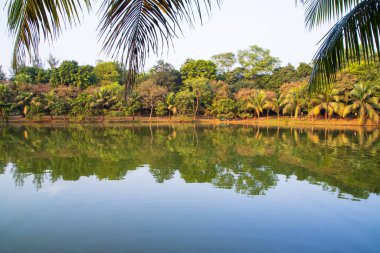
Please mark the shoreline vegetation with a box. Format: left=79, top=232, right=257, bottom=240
left=1, top=46, right=379, bottom=128
left=4, top=115, right=379, bottom=129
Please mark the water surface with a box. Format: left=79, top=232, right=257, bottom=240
left=0, top=125, right=379, bottom=252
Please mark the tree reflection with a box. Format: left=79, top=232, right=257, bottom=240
left=0, top=125, right=379, bottom=200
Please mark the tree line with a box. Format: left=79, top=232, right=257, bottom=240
left=0, top=45, right=379, bottom=124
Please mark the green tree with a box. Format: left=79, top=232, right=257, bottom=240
left=210, top=98, right=237, bottom=120
left=237, top=45, right=280, bottom=79
left=90, top=89, right=118, bottom=121
left=166, top=92, right=177, bottom=119
left=14, top=66, right=41, bottom=84
left=155, top=101, right=168, bottom=117
left=94, top=61, right=121, bottom=86
left=247, top=91, right=267, bottom=118
left=15, top=91, right=34, bottom=116
left=183, top=77, right=212, bottom=119
left=211, top=52, right=237, bottom=74
left=58, top=60, right=79, bottom=85
left=266, top=64, right=298, bottom=92
left=174, top=90, right=195, bottom=116
left=264, top=96, right=283, bottom=120
left=74, top=65, right=96, bottom=89
left=150, top=60, right=181, bottom=92
left=180, top=59, right=217, bottom=81
left=0, top=84, right=13, bottom=122
left=297, top=62, right=312, bottom=79
left=343, top=83, right=380, bottom=124
left=35, top=68, right=50, bottom=83
left=126, top=92, right=142, bottom=119
left=234, top=88, right=257, bottom=118
left=282, top=91, right=305, bottom=119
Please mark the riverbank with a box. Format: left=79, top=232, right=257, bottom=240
left=2, top=115, right=379, bottom=129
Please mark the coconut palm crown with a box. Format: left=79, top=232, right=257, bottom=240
left=343, top=82, right=380, bottom=124
left=299, top=0, right=380, bottom=91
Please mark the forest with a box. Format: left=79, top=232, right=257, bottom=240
left=0, top=45, right=379, bottom=125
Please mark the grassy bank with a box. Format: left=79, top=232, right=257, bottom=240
left=3, top=115, right=379, bottom=129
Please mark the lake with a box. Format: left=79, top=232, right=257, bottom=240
left=0, top=124, right=379, bottom=253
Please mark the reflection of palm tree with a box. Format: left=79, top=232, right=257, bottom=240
left=343, top=83, right=380, bottom=124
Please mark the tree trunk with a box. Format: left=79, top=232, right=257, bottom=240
left=194, top=97, right=199, bottom=120
left=325, top=103, right=329, bottom=120
left=277, top=112, right=280, bottom=120
left=150, top=106, right=153, bottom=121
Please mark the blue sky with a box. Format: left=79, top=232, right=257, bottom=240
left=0, top=0, right=331, bottom=76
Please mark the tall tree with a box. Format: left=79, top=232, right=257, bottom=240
left=94, top=61, right=121, bottom=86
left=183, top=77, right=212, bottom=119
left=237, top=45, right=280, bottom=79
left=180, top=59, right=217, bottom=81
left=137, top=80, right=168, bottom=120
left=211, top=52, right=237, bottom=73
left=150, top=60, right=181, bottom=92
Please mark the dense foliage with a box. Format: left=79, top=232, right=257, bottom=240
left=0, top=45, right=379, bottom=124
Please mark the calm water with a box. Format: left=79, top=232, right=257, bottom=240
left=0, top=125, right=379, bottom=253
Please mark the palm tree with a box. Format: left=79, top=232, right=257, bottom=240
left=343, top=83, right=380, bottom=124
left=166, top=92, right=177, bottom=119
left=44, top=91, right=58, bottom=121
left=264, top=96, right=283, bottom=120
left=281, top=90, right=304, bottom=119
left=90, top=89, right=118, bottom=121
left=247, top=91, right=266, bottom=119
left=299, top=0, right=380, bottom=91
left=15, top=91, right=34, bottom=116
left=308, top=87, right=343, bottom=120
left=6, top=0, right=220, bottom=98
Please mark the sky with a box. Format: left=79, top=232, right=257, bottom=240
left=0, top=0, right=331, bottom=76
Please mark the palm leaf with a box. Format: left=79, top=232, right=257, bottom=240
left=98, top=0, right=221, bottom=96
left=6, top=0, right=92, bottom=70
left=300, top=0, right=361, bottom=29
left=300, top=0, right=380, bottom=91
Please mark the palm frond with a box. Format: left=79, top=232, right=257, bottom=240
left=98, top=0, right=221, bottom=96
left=6, top=0, right=92, bottom=70
left=299, top=0, right=361, bottom=29
left=303, top=0, right=380, bottom=91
